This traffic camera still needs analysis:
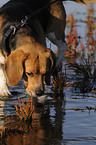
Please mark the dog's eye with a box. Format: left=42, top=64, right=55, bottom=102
left=26, top=72, right=34, bottom=76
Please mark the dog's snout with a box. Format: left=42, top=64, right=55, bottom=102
left=36, top=89, right=44, bottom=96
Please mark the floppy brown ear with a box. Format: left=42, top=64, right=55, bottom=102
left=45, top=49, right=57, bottom=85
left=4, top=49, right=28, bottom=86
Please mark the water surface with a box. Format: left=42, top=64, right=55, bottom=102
left=0, top=1, right=96, bottom=145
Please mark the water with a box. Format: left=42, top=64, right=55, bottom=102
left=0, top=1, right=96, bottom=145
left=0, top=0, right=8, bottom=6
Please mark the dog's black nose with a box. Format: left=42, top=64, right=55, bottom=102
left=36, top=89, right=44, bottom=96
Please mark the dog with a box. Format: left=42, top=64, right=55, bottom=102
left=0, top=0, right=84, bottom=97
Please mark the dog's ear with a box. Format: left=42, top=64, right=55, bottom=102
left=4, top=49, right=29, bottom=86
left=45, top=49, right=57, bottom=85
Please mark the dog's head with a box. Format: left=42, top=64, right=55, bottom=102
left=4, top=46, right=56, bottom=97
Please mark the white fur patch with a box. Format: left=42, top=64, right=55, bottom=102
left=47, top=32, right=68, bottom=68
left=0, top=54, right=5, bottom=64
left=0, top=65, right=11, bottom=96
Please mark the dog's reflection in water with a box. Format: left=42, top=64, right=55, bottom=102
left=0, top=95, right=65, bottom=145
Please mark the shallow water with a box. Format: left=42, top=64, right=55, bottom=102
left=0, top=1, right=96, bottom=145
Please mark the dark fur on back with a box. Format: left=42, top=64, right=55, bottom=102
left=0, top=0, right=53, bottom=53
left=0, top=0, right=50, bottom=32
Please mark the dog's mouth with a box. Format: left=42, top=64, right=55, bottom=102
left=26, top=90, right=48, bottom=104
left=26, top=88, right=45, bottom=98
left=33, top=94, right=49, bottom=104
left=25, top=85, right=52, bottom=104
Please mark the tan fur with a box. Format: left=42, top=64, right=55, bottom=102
left=0, top=0, right=65, bottom=96
left=1, top=0, right=83, bottom=97
left=4, top=50, right=29, bottom=86
left=4, top=41, right=56, bottom=96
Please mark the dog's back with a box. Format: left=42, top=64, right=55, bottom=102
left=0, top=0, right=67, bottom=68
left=0, top=0, right=51, bottom=32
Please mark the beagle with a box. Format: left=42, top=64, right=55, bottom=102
left=0, top=0, right=83, bottom=97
